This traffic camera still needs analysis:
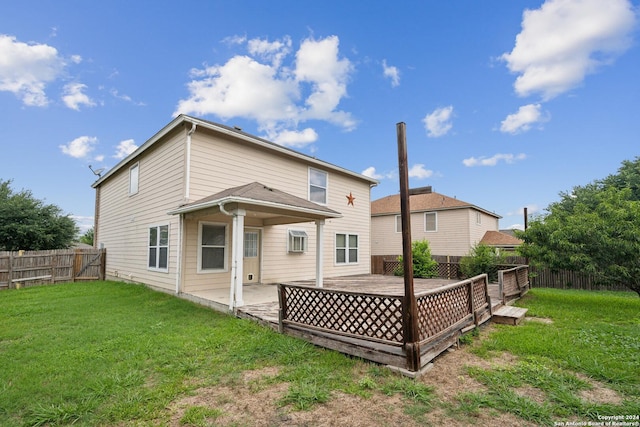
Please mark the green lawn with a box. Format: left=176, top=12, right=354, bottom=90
left=0, top=282, right=638, bottom=426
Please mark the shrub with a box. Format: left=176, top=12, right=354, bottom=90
left=460, top=243, right=505, bottom=282
left=394, top=240, right=438, bottom=278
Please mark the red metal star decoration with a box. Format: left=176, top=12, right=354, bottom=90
left=346, top=192, right=355, bottom=206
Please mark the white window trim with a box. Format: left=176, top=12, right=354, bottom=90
left=197, top=221, right=229, bottom=274
left=129, top=162, right=139, bottom=196
left=308, top=167, right=328, bottom=205
left=335, top=232, right=359, bottom=265
left=424, top=212, right=437, bottom=232
left=287, top=229, right=308, bottom=253
left=147, top=224, right=169, bottom=273
left=395, top=215, right=402, bottom=233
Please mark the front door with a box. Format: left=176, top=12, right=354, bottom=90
left=243, top=229, right=261, bottom=284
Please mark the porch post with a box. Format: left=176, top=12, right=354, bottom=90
left=315, top=219, right=325, bottom=288
left=233, top=209, right=246, bottom=308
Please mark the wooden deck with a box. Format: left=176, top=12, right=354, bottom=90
left=235, top=270, right=529, bottom=376
left=237, top=275, right=503, bottom=329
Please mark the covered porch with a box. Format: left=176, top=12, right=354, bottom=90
left=169, top=182, right=341, bottom=311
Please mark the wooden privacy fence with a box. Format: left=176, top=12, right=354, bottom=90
left=0, top=248, right=106, bottom=290
left=278, top=274, right=492, bottom=372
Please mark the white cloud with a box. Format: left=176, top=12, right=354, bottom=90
left=361, top=166, right=394, bottom=180
left=62, top=83, right=95, bottom=110
left=500, top=103, right=547, bottom=134
left=463, top=153, right=527, bottom=167
left=71, top=215, right=94, bottom=234
left=408, top=164, right=433, bottom=179
left=110, top=89, right=146, bottom=106
left=0, top=34, right=66, bottom=106
left=113, top=139, right=138, bottom=159
left=60, top=136, right=98, bottom=159
left=175, top=35, right=356, bottom=145
left=269, top=128, right=318, bottom=148
left=382, top=60, right=400, bottom=87
left=502, top=0, right=637, bottom=100
left=423, top=106, right=454, bottom=137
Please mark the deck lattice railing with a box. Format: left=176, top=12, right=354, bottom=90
left=278, top=274, right=492, bottom=370
left=498, top=265, right=530, bottom=304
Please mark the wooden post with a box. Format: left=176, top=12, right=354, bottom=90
left=397, top=122, right=420, bottom=371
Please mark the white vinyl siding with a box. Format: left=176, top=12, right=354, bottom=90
left=336, top=233, right=358, bottom=264
left=148, top=225, right=169, bottom=272
left=309, top=168, right=328, bottom=204
left=129, top=163, right=139, bottom=195
left=198, top=222, right=228, bottom=272
left=425, top=212, right=437, bottom=232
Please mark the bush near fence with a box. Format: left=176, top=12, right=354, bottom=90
left=0, top=248, right=106, bottom=290
left=371, top=254, right=629, bottom=291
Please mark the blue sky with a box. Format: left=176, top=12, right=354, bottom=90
left=1, top=0, right=638, bottom=233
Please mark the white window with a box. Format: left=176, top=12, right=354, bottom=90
left=425, top=212, right=437, bottom=232
left=244, top=232, right=258, bottom=258
left=288, top=230, right=308, bottom=253
left=148, top=225, right=169, bottom=272
left=198, top=222, right=228, bottom=272
left=309, top=168, right=328, bottom=204
left=336, top=233, right=358, bottom=264
left=395, top=215, right=402, bottom=233
left=129, top=163, right=139, bottom=195
left=476, top=212, right=482, bottom=225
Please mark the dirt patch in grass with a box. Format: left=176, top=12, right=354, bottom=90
left=166, top=327, right=620, bottom=426
left=575, top=374, right=624, bottom=405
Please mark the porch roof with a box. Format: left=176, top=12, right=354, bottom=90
left=167, top=182, right=342, bottom=223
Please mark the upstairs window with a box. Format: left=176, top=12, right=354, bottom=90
left=309, top=168, right=328, bottom=204
left=129, top=163, right=139, bottom=195
left=476, top=212, right=482, bottom=225
left=288, top=230, right=308, bottom=253
left=336, top=233, right=358, bottom=264
left=425, top=212, right=437, bottom=232
left=148, top=225, right=169, bottom=271
left=395, top=215, right=402, bottom=233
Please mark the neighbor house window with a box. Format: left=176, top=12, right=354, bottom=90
left=148, top=225, right=169, bottom=271
left=129, top=163, right=139, bottom=195
left=336, top=233, right=358, bottom=264
left=425, top=212, right=437, bottom=232
left=288, top=230, right=308, bottom=253
left=476, top=212, right=482, bottom=225
left=395, top=215, right=402, bottom=233
left=198, top=222, right=227, bottom=272
left=309, top=168, right=328, bottom=204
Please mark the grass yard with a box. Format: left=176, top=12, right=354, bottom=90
left=0, top=282, right=638, bottom=426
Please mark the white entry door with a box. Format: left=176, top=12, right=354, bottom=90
left=243, top=229, right=261, bottom=284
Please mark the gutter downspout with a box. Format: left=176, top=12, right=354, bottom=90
left=185, top=123, right=196, bottom=201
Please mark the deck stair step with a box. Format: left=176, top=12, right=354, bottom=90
left=492, top=305, right=528, bottom=326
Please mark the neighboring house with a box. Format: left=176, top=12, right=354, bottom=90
left=479, top=230, right=523, bottom=252
left=92, top=115, right=377, bottom=308
left=371, top=186, right=501, bottom=256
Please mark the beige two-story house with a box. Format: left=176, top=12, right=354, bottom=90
left=92, top=115, right=377, bottom=309
left=371, top=187, right=501, bottom=257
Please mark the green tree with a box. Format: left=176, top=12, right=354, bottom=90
left=395, top=239, right=438, bottom=278
left=0, top=180, right=78, bottom=251
left=79, top=227, right=94, bottom=246
left=460, top=243, right=505, bottom=282
left=518, top=165, right=640, bottom=296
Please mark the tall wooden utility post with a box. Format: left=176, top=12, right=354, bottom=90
left=396, top=122, right=421, bottom=371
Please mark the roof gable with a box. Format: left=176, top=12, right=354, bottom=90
left=480, top=230, right=523, bottom=246
left=93, top=115, right=378, bottom=188
left=371, top=191, right=499, bottom=218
